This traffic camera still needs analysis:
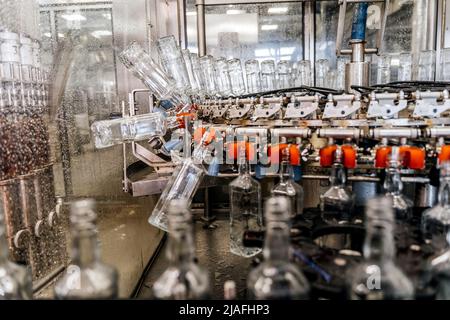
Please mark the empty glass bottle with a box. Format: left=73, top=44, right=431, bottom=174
left=245, top=59, right=261, bottom=94
left=182, top=49, right=200, bottom=94
left=199, top=55, right=218, bottom=96
left=320, top=147, right=354, bottom=220
left=54, top=199, right=118, bottom=299
left=190, top=53, right=207, bottom=94
left=91, top=112, right=169, bottom=149
left=295, top=60, right=312, bottom=87
left=227, top=58, right=246, bottom=96
left=247, top=197, right=310, bottom=300
left=214, top=57, right=232, bottom=96
left=156, top=36, right=191, bottom=94
left=152, top=199, right=210, bottom=299
left=229, top=142, right=262, bottom=258
left=422, top=161, right=450, bottom=252
left=418, top=50, right=436, bottom=81
left=0, top=202, right=32, bottom=300
left=376, top=54, right=391, bottom=84
left=398, top=52, right=413, bottom=81
left=276, top=61, right=292, bottom=89
left=260, top=60, right=276, bottom=91
left=271, top=146, right=304, bottom=218
left=347, top=196, right=414, bottom=300
left=383, top=147, right=413, bottom=220
left=119, top=41, right=189, bottom=106
left=315, top=59, right=329, bottom=87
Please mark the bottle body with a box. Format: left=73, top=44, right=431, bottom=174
left=229, top=172, right=263, bottom=257
left=54, top=199, right=118, bottom=299
left=247, top=197, right=310, bottom=300
left=91, top=112, right=168, bottom=149
left=152, top=199, right=210, bottom=299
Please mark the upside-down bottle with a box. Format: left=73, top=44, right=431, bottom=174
left=422, top=161, right=450, bottom=252
left=320, top=147, right=354, bottom=220
left=383, top=147, right=413, bottom=220
left=54, top=199, right=118, bottom=299
left=271, top=146, right=304, bottom=218
left=347, top=196, right=414, bottom=300
left=152, top=199, right=210, bottom=299
left=229, top=142, right=262, bottom=258
left=0, top=201, right=32, bottom=300
left=247, top=197, right=310, bottom=300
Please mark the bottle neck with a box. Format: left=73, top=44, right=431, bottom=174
left=0, top=223, right=10, bottom=263
left=167, top=224, right=196, bottom=265
left=263, top=221, right=290, bottom=262
left=279, top=161, right=293, bottom=183
left=238, top=159, right=250, bottom=176
left=439, top=177, right=450, bottom=208
left=363, top=222, right=395, bottom=261
left=384, top=167, right=402, bottom=196
left=330, top=163, right=346, bottom=187
left=71, top=229, right=99, bottom=267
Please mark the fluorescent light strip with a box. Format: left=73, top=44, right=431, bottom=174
left=268, top=7, right=288, bottom=14
left=261, top=24, right=278, bottom=31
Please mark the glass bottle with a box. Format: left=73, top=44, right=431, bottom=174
left=54, top=199, right=118, bottom=299
left=199, top=55, right=218, bottom=96
left=229, top=142, right=262, bottom=258
left=418, top=50, right=436, bottom=81
left=214, top=57, right=232, bottom=96
left=376, top=54, right=391, bottom=84
left=247, top=197, right=310, bottom=300
left=0, top=201, right=32, bottom=300
left=245, top=59, right=261, bottom=94
left=320, top=147, right=354, bottom=219
left=227, top=58, right=246, bottom=96
left=348, top=196, right=414, bottom=300
left=422, top=161, right=450, bottom=252
left=315, top=59, right=329, bottom=87
left=398, top=52, right=413, bottom=82
left=91, top=112, right=170, bottom=149
left=156, top=35, right=191, bottom=94
left=190, top=53, right=207, bottom=95
left=383, top=147, right=413, bottom=220
left=260, top=60, right=276, bottom=91
left=181, top=49, right=200, bottom=95
left=271, top=146, right=304, bottom=218
left=152, top=199, right=210, bottom=299
left=118, top=41, right=189, bottom=106
left=276, top=60, right=292, bottom=90
left=295, top=60, right=312, bottom=87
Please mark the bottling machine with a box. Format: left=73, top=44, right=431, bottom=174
left=2, top=0, right=450, bottom=300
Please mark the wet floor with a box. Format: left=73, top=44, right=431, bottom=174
left=137, top=217, right=254, bottom=300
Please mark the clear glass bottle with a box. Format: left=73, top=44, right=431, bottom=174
left=214, top=57, right=232, bottom=96
left=229, top=143, right=262, bottom=258
left=118, top=41, right=189, bottom=106
left=152, top=199, right=210, bottom=299
left=199, top=55, right=218, bottom=96
left=348, top=196, right=414, bottom=300
left=320, top=147, right=354, bottom=219
left=227, top=58, right=246, bottom=96
left=0, top=202, right=32, bottom=300
left=398, top=52, right=413, bottom=82
left=54, top=199, right=119, bottom=299
left=245, top=59, right=261, bottom=94
left=422, top=161, right=450, bottom=252
left=271, top=147, right=304, bottom=218
left=295, top=60, right=312, bottom=87
left=376, top=54, right=391, bottom=84
left=91, top=112, right=169, bottom=149
left=418, top=50, right=436, bottom=81
left=276, top=60, right=292, bottom=90
left=181, top=49, right=200, bottom=95
left=315, top=59, right=329, bottom=87
left=247, top=197, right=310, bottom=300
left=260, top=60, right=276, bottom=91
left=156, top=35, right=191, bottom=94
left=190, top=53, right=207, bottom=95
left=383, top=147, right=413, bottom=220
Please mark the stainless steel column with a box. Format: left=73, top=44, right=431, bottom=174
left=196, top=0, right=207, bottom=56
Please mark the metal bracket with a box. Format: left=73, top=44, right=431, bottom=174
left=322, top=94, right=361, bottom=119
left=211, top=104, right=230, bottom=119
left=413, top=90, right=450, bottom=118
left=285, top=95, right=319, bottom=119
left=252, top=103, right=282, bottom=120
left=228, top=104, right=253, bottom=119
left=367, top=91, right=408, bottom=119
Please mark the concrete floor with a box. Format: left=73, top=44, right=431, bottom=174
left=137, top=218, right=255, bottom=300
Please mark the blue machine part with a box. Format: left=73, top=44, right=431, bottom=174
left=207, top=156, right=220, bottom=177
left=351, top=3, right=369, bottom=41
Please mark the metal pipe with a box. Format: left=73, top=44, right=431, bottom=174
left=271, top=128, right=311, bottom=138
left=196, top=0, right=206, bottom=57
left=426, top=127, right=450, bottom=137
left=318, top=128, right=363, bottom=139
left=371, top=128, right=421, bottom=139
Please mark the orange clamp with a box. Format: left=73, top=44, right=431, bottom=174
left=319, top=145, right=356, bottom=169
left=268, top=144, right=301, bottom=166
left=227, top=141, right=257, bottom=162
left=438, top=145, right=450, bottom=164
left=193, top=127, right=217, bottom=146
left=375, top=146, right=425, bottom=170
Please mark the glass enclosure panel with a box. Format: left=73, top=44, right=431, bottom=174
left=186, top=1, right=303, bottom=63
